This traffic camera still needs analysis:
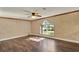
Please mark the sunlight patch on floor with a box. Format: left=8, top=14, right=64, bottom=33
left=29, top=37, right=45, bottom=42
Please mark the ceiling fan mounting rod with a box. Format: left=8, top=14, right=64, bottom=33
left=32, top=13, right=35, bottom=16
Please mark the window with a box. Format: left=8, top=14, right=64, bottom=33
left=40, top=20, right=54, bottom=36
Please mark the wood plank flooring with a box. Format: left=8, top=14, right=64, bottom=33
left=0, top=36, right=57, bottom=52
left=0, top=37, right=39, bottom=52
left=56, top=40, right=79, bottom=52
left=0, top=36, right=79, bottom=52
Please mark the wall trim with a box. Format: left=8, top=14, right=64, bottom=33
left=0, top=10, right=79, bottom=22
left=31, top=10, right=79, bottom=21
left=0, top=35, right=28, bottom=41
left=0, top=16, right=32, bottom=22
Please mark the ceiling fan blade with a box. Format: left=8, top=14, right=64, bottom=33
left=25, top=14, right=30, bottom=15
left=35, top=9, right=38, bottom=12
left=36, top=15, right=42, bottom=17
left=23, top=10, right=32, bottom=13
left=42, top=8, right=46, bottom=10
left=32, top=8, right=38, bottom=12
left=32, top=8, right=35, bottom=11
left=27, top=15, right=32, bottom=18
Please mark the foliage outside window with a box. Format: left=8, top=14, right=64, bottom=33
left=40, top=20, right=54, bottom=36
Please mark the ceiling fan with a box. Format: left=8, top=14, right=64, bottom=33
left=23, top=8, right=46, bottom=18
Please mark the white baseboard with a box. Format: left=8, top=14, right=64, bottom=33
left=0, top=35, right=28, bottom=41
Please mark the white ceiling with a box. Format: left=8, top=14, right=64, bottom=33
left=0, top=7, right=79, bottom=20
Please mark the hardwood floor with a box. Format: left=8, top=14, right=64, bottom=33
left=0, top=36, right=79, bottom=52
left=56, top=40, right=79, bottom=52
left=0, top=37, right=38, bottom=52
left=0, top=36, right=57, bottom=52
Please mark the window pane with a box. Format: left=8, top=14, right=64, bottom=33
left=40, top=20, right=54, bottom=36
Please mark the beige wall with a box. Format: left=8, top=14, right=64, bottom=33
left=0, top=11, right=79, bottom=39
left=0, top=18, right=31, bottom=39
left=31, top=11, right=79, bottom=38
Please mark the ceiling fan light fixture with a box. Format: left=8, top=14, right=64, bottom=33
left=32, top=16, right=36, bottom=18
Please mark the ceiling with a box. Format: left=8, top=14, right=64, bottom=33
left=0, top=7, right=79, bottom=20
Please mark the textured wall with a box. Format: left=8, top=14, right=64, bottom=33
left=31, top=11, right=79, bottom=38
left=0, top=11, right=79, bottom=39
left=0, top=18, right=31, bottom=39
